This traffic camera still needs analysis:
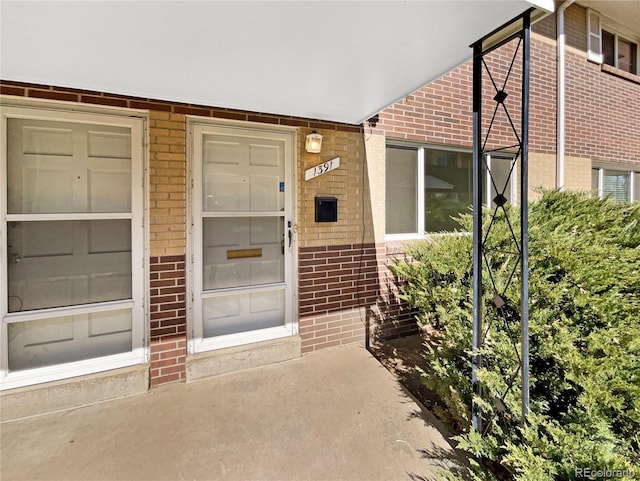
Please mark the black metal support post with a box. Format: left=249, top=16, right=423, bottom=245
left=471, top=9, right=531, bottom=433
left=520, top=11, right=531, bottom=421
left=471, top=40, right=483, bottom=434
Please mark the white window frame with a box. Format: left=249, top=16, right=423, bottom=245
left=0, top=101, right=148, bottom=390
left=485, top=153, right=518, bottom=208
left=186, top=118, right=298, bottom=355
left=587, top=9, right=640, bottom=74
left=587, top=9, right=603, bottom=64
left=592, top=164, right=639, bottom=203
left=384, top=143, right=517, bottom=240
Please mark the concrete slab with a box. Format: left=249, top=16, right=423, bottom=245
left=0, top=364, right=149, bottom=423
left=1, top=344, right=466, bottom=481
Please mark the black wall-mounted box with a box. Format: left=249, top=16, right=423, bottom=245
left=315, top=196, right=338, bottom=222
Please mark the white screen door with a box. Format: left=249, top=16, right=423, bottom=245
left=191, top=124, right=295, bottom=351
left=1, top=107, right=145, bottom=389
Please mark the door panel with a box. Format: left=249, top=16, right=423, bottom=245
left=7, top=118, right=131, bottom=214
left=202, top=290, right=285, bottom=338
left=8, top=309, right=132, bottom=371
left=202, top=134, right=285, bottom=212
left=202, top=217, right=284, bottom=290
left=8, top=220, right=132, bottom=311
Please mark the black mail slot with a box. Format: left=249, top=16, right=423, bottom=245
left=315, top=196, right=338, bottom=223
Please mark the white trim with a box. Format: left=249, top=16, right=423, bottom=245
left=0, top=351, right=143, bottom=391
left=587, top=8, right=603, bottom=64
left=384, top=233, right=424, bottom=241
left=592, top=164, right=640, bottom=203
left=0, top=104, right=147, bottom=388
left=187, top=119, right=297, bottom=355
left=4, top=299, right=135, bottom=324
left=201, top=283, right=286, bottom=299
left=6, top=213, right=133, bottom=221
left=384, top=142, right=484, bottom=239
left=201, top=211, right=285, bottom=218
left=192, top=325, right=292, bottom=353
left=599, top=168, right=604, bottom=199
left=587, top=9, right=640, bottom=74
left=416, top=147, right=425, bottom=237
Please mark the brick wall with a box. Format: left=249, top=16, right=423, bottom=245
left=376, top=6, right=638, bottom=170
left=0, top=81, right=381, bottom=387
left=563, top=4, right=640, bottom=165
left=149, top=111, right=187, bottom=257
left=297, top=128, right=373, bottom=248
left=298, top=243, right=382, bottom=353
left=149, top=255, right=187, bottom=385
left=371, top=243, right=420, bottom=341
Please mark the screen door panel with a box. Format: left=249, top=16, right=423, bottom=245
left=3, top=114, right=138, bottom=377
left=196, top=126, right=291, bottom=343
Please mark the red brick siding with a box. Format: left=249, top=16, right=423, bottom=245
left=372, top=245, right=420, bottom=341
left=298, top=243, right=382, bottom=353
left=149, top=255, right=187, bottom=385
left=377, top=31, right=556, bottom=156
left=298, top=243, right=380, bottom=315
left=0, top=81, right=361, bottom=133
left=562, top=5, right=640, bottom=165
left=377, top=6, right=639, bottom=167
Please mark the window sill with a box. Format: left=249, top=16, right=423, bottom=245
left=601, top=64, right=640, bottom=85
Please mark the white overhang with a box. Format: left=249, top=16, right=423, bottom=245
left=0, top=1, right=553, bottom=125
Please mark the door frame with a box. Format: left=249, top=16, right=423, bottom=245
left=0, top=98, right=149, bottom=390
left=186, top=118, right=298, bottom=355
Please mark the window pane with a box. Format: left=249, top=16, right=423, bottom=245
left=617, top=38, right=637, bottom=74
left=8, top=309, right=132, bottom=371
left=202, top=133, right=285, bottom=212
left=203, top=217, right=284, bottom=290
left=7, top=118, right=132, bottom=214
left=7, top=220, right=132, bottom=312
left=487, top=156, right=516, bottom=207
left=602, top=170, right=630, bottom=203
left=589, top=11, right=600, bottom=36
left=424, top=149, right=472, bottom=232
left=203, top=290, right=284, bottom=338
left=602, top=30, right=615, bottom=67
left=385, top=147, right=418, bottom=234
left=592, top=169, right=600, bottom=197
left=635, top=173, right=640, bottom=202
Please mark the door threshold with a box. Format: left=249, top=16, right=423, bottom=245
left=186, top=335, right=301, bottom=382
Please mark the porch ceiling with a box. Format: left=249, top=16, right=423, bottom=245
left=0, top=1, right=553, bottom=125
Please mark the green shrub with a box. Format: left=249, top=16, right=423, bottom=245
left=391, top=191, right=640, bottom=480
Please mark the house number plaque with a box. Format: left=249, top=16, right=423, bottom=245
left=304, top=157, right=340, bottom=181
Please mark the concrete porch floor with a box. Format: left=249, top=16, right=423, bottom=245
left=1, top=344, right=465, bottom=481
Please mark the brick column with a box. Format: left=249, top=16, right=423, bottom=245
left=149, top=111, right=187, bottom=385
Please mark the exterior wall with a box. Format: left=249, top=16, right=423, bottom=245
left=563, top=5, right=640, bottom=166
left=296, top=126, right=382, bottom=352
left=371, top=5, right=639, bottom=337
left=298, top=244, right=380, bottom=353
left=0, top=81, right=384, bottom=390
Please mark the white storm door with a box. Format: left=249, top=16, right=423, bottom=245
left=192, top=124, right=295, bottom=351
left=1, top=108, right=145, bottom=389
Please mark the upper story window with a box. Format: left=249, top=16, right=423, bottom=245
left=588, top=9, right=639, bottom=75
left=385, top=144, right=517, bottom=238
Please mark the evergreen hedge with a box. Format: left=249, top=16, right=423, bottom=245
left=390, top=191, right=640, bottom=480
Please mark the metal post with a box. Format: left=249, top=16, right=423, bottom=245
left=471, top=8, right=533, bottom=434
left=520, top=10, right=531, bottom=422
left=471, top=40, right=483, bottom=433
